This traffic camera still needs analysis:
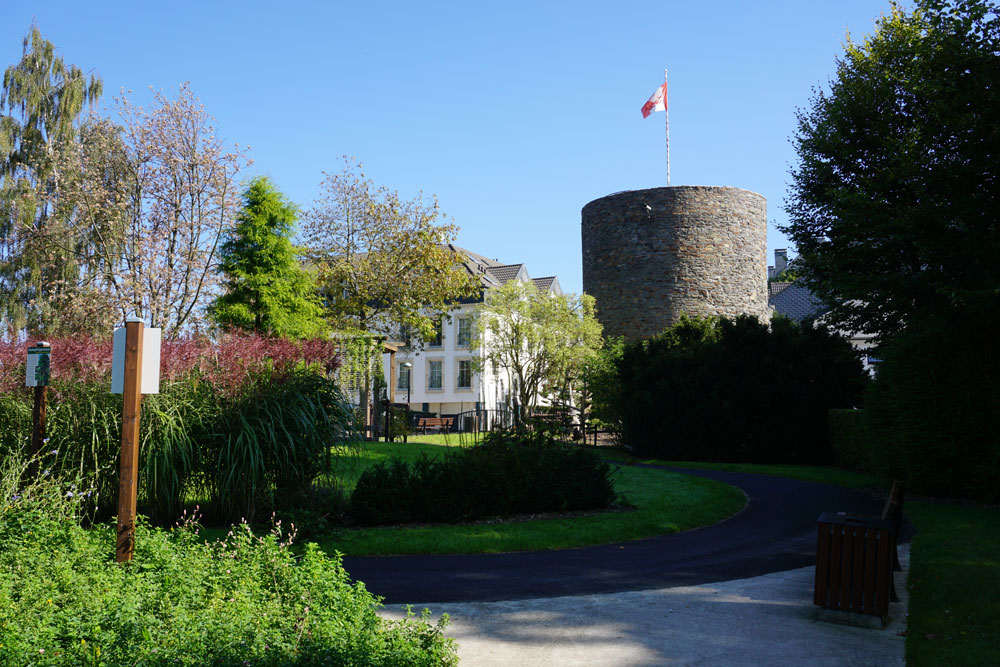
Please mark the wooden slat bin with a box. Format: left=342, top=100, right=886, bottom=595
left=814, top=512, right=895, bottom=617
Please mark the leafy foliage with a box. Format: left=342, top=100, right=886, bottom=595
left=0, top=458, right=457, bottom=666
left=863, top=313, right=1000, bottom=502
left=582, top=336, right=625, bottom=445
left=0, top=24, right=103, bottom=336
left=473, top=279, right=603, bottom=424
left=349, top=431, right=617, bottom=526
left=302, top=156, right=478, bottom=341
left=783, top=0, right=1000, bottom=341
left=615, top=315, right=869, bottom=463
left=210, top=176, right=327, bottom=339
left=0, top=333, right=354, bottom=524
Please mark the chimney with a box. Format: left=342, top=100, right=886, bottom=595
left=774, top=249, right=788, bottom=275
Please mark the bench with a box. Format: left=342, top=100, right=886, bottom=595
left=881, top=479, right=904, bottom=576
left=416, top=417, right=453, bottom=434
left=815, top=479, right=904, bottom=615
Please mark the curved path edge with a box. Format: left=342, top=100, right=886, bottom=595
left=342, top=467, right=911, bottom=605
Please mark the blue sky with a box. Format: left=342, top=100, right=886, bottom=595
left=2, top=1, right=911, bottom=295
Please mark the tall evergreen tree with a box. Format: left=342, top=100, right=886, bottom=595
left=0, top=24, right=102, bottom=336
left=210, top=176, right=327, bottom=338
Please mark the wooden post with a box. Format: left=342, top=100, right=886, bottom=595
left=116, top=320, right=144, bottom=563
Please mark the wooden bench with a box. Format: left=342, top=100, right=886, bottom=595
left=416, top=417, right=453, bottom=434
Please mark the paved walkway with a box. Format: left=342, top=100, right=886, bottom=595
left=381, top=546, right=909, bottom=666
left=358, top=468, right=912, bottom=665
left=344, top=467, right=907, bottom=604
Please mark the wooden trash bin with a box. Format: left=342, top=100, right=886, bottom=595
left=814, top=512, right=896, bottom=617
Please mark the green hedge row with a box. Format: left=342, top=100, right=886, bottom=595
left=614, top=315, right=869, bottom=464
left=830, top=314, right=1000, bottom=503
left=349, top=432, right=617, bottom=526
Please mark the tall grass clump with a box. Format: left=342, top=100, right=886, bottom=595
left=0, top=456, right=456, bottom=666
left=0, top=334, right=359, bottom=525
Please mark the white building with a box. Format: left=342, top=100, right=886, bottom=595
left=382, top=246, right=561, bottom=420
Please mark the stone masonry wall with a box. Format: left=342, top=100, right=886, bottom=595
left=582, top=186, right=768, bottom=342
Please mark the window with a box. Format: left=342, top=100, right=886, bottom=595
left=428, top=319, right=443, bottom=347
left=457, top=359, right=472, bottom=389
left=428, top=360, right=443, bottom=390
left=398, top=324, right=412, bottom=345
left=398, top=364, right=410, bottom=391
left=457, top=317, right=471, bottom=347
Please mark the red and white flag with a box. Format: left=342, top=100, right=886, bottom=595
left=641, top=81, right=668, bottom=118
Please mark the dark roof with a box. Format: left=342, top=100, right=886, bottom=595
left=532, top=277, right=557, bottom=293
left=485, top=264, right=525, bottom=284
left=768, top=283, right=827, bottom=322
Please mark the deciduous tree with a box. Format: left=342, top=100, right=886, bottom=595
left=473, top=279, right=603, bottom=425
left=302, top=157, right=478, bottom=339
left=783, top=0, right=1000, bottom=341
left=0, top=24, right=102, bottom=336
left=61, top=84, right=250, bottom=335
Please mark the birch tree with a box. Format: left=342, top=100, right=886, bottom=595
left=0, top=24, right=102, bottom=336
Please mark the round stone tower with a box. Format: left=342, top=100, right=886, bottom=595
left=582, top=186, right=768, bottom=342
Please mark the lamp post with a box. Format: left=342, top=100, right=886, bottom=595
left=400, top=362, right=412, bottom=443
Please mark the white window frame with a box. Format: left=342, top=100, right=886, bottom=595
left=457, top=317, right=472, bottom=348
left=456, top=358, right=473, bottom=390
left=427, top=359, right=444, bottom=391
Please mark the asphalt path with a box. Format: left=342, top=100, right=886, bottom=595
left=342, top=467, right=910, bottom=605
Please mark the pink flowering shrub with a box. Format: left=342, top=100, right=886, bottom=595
left=1, top=333, right=341, bottom=396
left=1, top=334, right=352, bottom=524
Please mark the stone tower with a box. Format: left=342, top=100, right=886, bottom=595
left=582, top=186, right=768, bottom=342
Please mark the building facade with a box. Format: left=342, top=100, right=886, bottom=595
left=382, top=246, right=561, bottom=419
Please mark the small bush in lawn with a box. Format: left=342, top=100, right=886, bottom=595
left=0, top=457, right=456, bottom=666
left=349, top=430, right=617, bottom=526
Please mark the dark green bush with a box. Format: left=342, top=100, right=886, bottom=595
left=828, top=409, right=871, bottom=470
left=863, top=313, right=1000, bottom=502
left=349, top=431, right=617, bottom=526
left=0, top=458, right=456, bottom=666
left=616, top=315, right=869, bottom=463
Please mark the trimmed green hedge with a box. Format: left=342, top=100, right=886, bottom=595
left=828, top=409, right=870, bottom=471
left=863, top=315, right=1000, bottom=502
left=349, top=431, right=617, bottom=526
left=615, top=315, right=869, bottom=463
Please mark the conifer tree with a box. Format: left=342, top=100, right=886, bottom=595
left=210, top=176, right=327, bottom=338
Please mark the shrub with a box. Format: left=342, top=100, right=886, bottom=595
left=349, top=431, right=617, bottom=526
left=0, top=457, right=457, bottom=666
left=828, top=409, right=871, bottom=470
left=863, top=314, right=1000, bottom=502
left=615, top=315, right=870, bottom=463
left=0, top=334, right=358, bottom=524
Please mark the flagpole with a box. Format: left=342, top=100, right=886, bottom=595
left=664, top=68, right=670, bottom=187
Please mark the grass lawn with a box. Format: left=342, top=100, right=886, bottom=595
left=904, top=501, right=1000, bottom=666
left=595, top=449, right=886, bottom=489
left=311, top=439, right=746, bottom=556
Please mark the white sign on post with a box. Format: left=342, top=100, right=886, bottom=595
left=111, top=325, right=161, bottom=394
